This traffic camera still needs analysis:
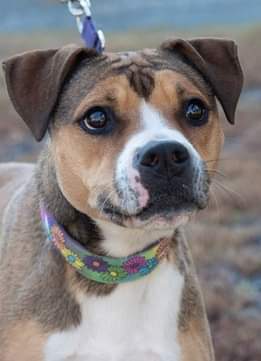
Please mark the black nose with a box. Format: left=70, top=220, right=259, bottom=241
left=137, top=141, right=190, bottom=177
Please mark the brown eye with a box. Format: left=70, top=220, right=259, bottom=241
left=185, top=99, right=209, bottom=126
left=80, top=106, right=114, bottom=135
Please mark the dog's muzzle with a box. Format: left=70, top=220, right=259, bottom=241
left=103, top=138, right=209, bottom=226
left=129, top=140, right=209, bottom=220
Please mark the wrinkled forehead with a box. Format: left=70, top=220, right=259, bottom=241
left=56, top=49, right=213, bottom=122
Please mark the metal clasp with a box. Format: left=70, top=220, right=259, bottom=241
left=67, top=0, right=91, bottom=33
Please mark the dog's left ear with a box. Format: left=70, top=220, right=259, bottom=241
left=3, top=45, right=97, bottom=141
left=160, top=38, right=244, bottom=124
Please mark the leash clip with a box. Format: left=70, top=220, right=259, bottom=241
left=68, top=0, right=91, bottom=17
left=67, top=0, right=90, bottom=33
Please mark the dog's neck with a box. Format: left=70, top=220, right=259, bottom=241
left=96, top=219, right=174, bottom=257
left=36, top=147, right=174, bottom=258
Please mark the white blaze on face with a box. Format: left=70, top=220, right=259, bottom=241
left=115, top=101, right=202, bottom=214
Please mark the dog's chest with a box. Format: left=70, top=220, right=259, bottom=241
left=44, top=261, right=184, bottom=361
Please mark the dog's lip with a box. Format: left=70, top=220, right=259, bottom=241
left=100, top=203, right=194, bottom=229
left=101, top=204, right=144, bottom=219
left=100, top=201, right=193, bottom=221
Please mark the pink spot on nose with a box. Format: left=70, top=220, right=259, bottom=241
left=136, top=182, right=149, bottom=208
left=129, top=168, right=149, bottom=208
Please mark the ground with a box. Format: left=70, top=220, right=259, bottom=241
left=0, top=25, right=260, bottom=361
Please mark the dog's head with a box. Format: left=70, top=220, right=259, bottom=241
left=3, top=39, right=243, bottom=229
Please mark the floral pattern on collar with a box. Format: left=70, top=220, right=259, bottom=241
left=40, top=206, right=170, bottom=284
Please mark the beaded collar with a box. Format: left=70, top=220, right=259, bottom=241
left=40, top=206, right=170, bottom=284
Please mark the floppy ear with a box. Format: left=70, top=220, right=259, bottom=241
left=160, top=38, right=244, bottom=124
left=3, top=45, right=97, bottom=141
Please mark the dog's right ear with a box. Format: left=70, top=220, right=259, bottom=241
left=3, top=45, right=97, bottom=141
left=160, top=38, right=244, bottom=125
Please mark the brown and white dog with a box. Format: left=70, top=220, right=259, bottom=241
left=0, top=38, right=243, bottom=361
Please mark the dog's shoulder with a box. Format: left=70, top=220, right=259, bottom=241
left=0, top=162, right=34, bottom=221
left=0, top=162, right=34, bottom=189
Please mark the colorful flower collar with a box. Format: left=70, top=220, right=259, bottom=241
left=40, top=206, right=170, bottom=284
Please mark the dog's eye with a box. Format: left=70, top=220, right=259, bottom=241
left=80, top=107, right=113, bottom=134
left=185, top=99, right=209, bottom=126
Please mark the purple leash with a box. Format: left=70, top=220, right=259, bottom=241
left=61, top=0, right=105, bottom=53
left=81, top=16, right=104, bottom=53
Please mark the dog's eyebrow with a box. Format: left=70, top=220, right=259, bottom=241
left=105, top=92, right=117, bottom=103
left=176, top=83, right=186, bottom=97
left=175, top=82, right=213, bottom=108
left=72, top=90, right=119, bottom=121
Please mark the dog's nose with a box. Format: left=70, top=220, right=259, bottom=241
left=137, top=141, right=190, bottom=177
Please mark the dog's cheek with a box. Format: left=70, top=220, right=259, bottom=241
left=206, top=123, right=225, bottom=177
left=50, top=127, right=104, bottom=218
left=51, top=125, right=122, bottom=220
left=54, top=148, right=92, bottom=214
left=189, top=116, right=225, bottom=177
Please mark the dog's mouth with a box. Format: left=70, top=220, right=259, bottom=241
left=97, top=195, right=198, bottom=228
left=97, top=164, right=210, bottom=227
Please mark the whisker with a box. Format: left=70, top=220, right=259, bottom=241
left=211, top=180, right=245, bottom=208
left=208, top=169, right=227, bottom=178
left=205, top=158, right=233, bottom=164
left=209, top=187, right=221, bottom=218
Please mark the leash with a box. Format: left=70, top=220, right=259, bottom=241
left=60, top=0, right=105, bottom=53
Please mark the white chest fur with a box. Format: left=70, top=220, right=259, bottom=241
left=44, top=260, right=184, bottom=361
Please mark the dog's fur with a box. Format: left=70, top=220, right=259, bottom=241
left=0, top=38, right=243, bottom=361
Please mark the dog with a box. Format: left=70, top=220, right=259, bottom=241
left=0, top=38, right=243, bottom=361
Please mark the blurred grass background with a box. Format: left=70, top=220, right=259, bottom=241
left=1, top=1, right=261, bottom=360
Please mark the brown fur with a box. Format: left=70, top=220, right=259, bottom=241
left=0, top=39, right=243, bottom=359
left=2, top=321, right=46, bottom=361
left=179, top=319, right=215, bottom=361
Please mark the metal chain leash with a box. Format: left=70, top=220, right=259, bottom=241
left=60, top=0, right=105, bottom=53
